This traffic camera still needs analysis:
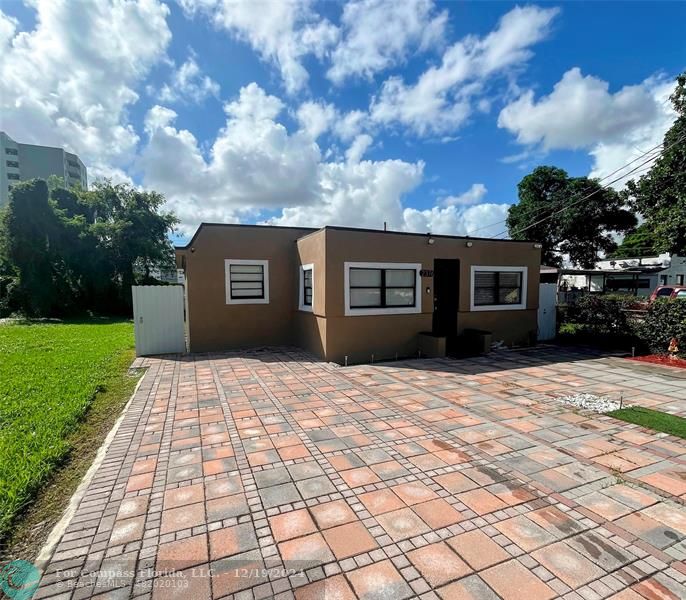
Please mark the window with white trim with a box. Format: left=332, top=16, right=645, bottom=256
left=344, top=262, right=421, bottom=316
left=470, top=266, right=527, bottom=311
left=225, top=259, right=269, bottom=305
left=299, top=264, right=314, bottom=312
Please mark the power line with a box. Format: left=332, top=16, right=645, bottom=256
left=464, top=131, right=677, bottom=238
left=496, top=130, right=686, bottom=240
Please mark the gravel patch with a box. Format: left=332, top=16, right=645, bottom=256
left=556, top=393, right=624, bottom=413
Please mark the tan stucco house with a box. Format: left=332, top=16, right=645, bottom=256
left=176, top=223, right=542, bottom=364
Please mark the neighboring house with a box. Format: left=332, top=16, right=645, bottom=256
left=0, top=131, right=88, bottom=206
left=175, top=223, right=542, bottom=364
left=553, top=253, right=686, bottom=299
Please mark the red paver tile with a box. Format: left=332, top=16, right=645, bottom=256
left=577, top=491, right=633, bottom=520
left=269, top=508, right=317, bottom=542
left=358, top=489, right=405, bottom=515
left=161, top=502, right=206, bottom=534
left=278, top=444, right=311, bottom=461
left=295, top=575, right=356, bottom=600
left=131, top=457, right=157, bottom=475
left=205, top=475, right=243, bottom=499
left=447, top=529, right=510, bottom=570
left=203, top=458, right=236, bottom=476
left=348, top=560, right=413, bottom=600
left=110, top=516, right=144, bottom=546
left=157, top=533, right=208, bottom=571
left=408, top=541, right=471, bottom=586
left=438, top=574, right=500, bottom=600
left=494, top=515, right=556, bottom=551
left=375, top=507, right=430, bottom=541
left=310, top=500, right=357, bottom=529
left=117, top=495, right=149, bottom=519
left=126, top=472, right=153, bottom=492
left=164, top=483, right=205, bottom=509
left=532, top=541, right=605, bottom=587
left=413, top=498, right=463, bottom=529
left=152, top=567, right=211, bottom=600
left=435, top=471, right=478, bottom=494
left=457, top=488, right=508, bottom=515
left=327, top=454, right=362, bottom=470
left=209, top=523, right=259, bottom=560
left=278, top=532, right=335, bottom=567
left=481, top=559, right=555, bottom=600
left=322, top=522, right=378, bottom=559
left=392, top=481, right=439, bottom=505
left=339, top=466, right=381, bottom=487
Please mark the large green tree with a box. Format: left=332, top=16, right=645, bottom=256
left=607, top=223, right=659, bottom=258
left=0, top=179, right=178, bottom=317
left=625, top=72, right=686, bottom=254
left=507, top=166, right=637, bottom=268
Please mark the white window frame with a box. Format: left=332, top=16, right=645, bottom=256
left=344, top=262, right=422, bottom=316
left=225, top=259, right=270, bottom=305
left=470, top=265, right=528, bottom=312
left=299, top=263, right=314, bottom=312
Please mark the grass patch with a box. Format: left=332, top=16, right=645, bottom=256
left=607, top=406, right=686, bottom=440
left=0, top=319, right=136, bottom=547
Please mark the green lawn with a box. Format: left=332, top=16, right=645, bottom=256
left=607, top=406, right=686, bottom=440
left=0, top=320, right=135, bottom=541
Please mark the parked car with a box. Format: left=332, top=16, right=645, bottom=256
left=649, top=285, right=686, bottom=302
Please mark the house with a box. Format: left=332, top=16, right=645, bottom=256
left=550, top=253, right=686, bottom=301
left=175, top=223, right=542, bottom=364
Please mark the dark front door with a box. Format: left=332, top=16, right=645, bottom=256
left=432, top=259, right=460, bottom=345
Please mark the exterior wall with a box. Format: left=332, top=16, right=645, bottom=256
left=0, top=132, right=88, bottom=206
left=182, top=224, right=316, bottom=352
left=294, top=230, right=327, bottom=357
left=180, top=224, right=541, bottom=363
left=322, top=228, right=540, bottom=363
left=658, top=256, right=686, bottom=286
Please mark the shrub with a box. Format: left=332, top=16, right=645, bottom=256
left=566, top=294, right=636, bottom=335
left=638, top=299, right=686, bottom=355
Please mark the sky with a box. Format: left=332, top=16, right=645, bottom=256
left=0, top=0, right=683, bottom=241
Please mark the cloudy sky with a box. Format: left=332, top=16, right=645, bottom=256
left=0, top=1, right=683, bottom=239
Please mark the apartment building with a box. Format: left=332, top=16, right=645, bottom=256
left=176, top=223, right=542, bottom=364
left=0, top=131, right=88, bottom=205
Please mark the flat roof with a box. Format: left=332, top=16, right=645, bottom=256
left=176, top=222, right=538, bottom=250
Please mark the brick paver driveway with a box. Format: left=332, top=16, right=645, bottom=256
left=36, top=347, right=686, bottom=600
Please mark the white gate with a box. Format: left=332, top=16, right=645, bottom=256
left=132, top=285, right=186, bottom=356
left=537, top=283, right=557, bottom=341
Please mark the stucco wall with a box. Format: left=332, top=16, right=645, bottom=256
left=183, top=224, right=315, bottom=352
left=322, top=228, right=540, bottom=362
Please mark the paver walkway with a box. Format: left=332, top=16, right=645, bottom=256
left=35, top=347, right=686, bottom=600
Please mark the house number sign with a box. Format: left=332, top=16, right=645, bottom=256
left=420, top=269, right=434, bottom=277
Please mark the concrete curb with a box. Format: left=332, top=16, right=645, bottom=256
left=35, top=367, right=148, bottom=570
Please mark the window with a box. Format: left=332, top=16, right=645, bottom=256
left=7, top=173, right=20, bottom=180
left=68, top=170, right=81, bottom=179
left=470, top=266, right=527, bottom=311
left=660, top=275, right=669, bottom=285
left=344, top=262, right=421, bottom=316
left=656, top=287, right=673, bottom=297
left=67, top=159, right=79, bottom=168
left=225, top=259, right=269, bottom=305
left=5, top=148, right=18, bottom=156
left=677, top=274, right=684, bottom=285
left=299, top=264, right=314, bottom=312
left=6, top=160, right=19, bottom=168
left=675, top=290, right=686, bottom=299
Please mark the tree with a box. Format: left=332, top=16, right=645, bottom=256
left=1, top=180, right=61, bottom=315
left=625, top=72, right=686, bottom=254
left=507, top=166, right=637, bottom=268
left=607, top=223, right=659, bottom=258
left=0, top=178, right=178, bottom=317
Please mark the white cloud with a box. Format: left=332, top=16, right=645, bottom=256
left=159, top=53, right=220, bottom=104
left=441, top=183, right=487, bottom=206
left=295, top=100, right=337, bottom=140
left=345, top=134, right=373, bottom=163
left=402, top=202, right=510, bottom=236
left=0, top=0, right=171, bottom=176
left=180, top=0, right=338, bottom=94
left=327, top=0, right=447, bottom=85
left=370, top=5, right=558, bottom=136
left=498, top=69, right=678, bottom=187
left=498, top=68, right=662, bottom=149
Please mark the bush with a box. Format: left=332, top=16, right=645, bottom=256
left=565, top=294, right=636, bottom=335
left=638, top=299, right=686, bottom=355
